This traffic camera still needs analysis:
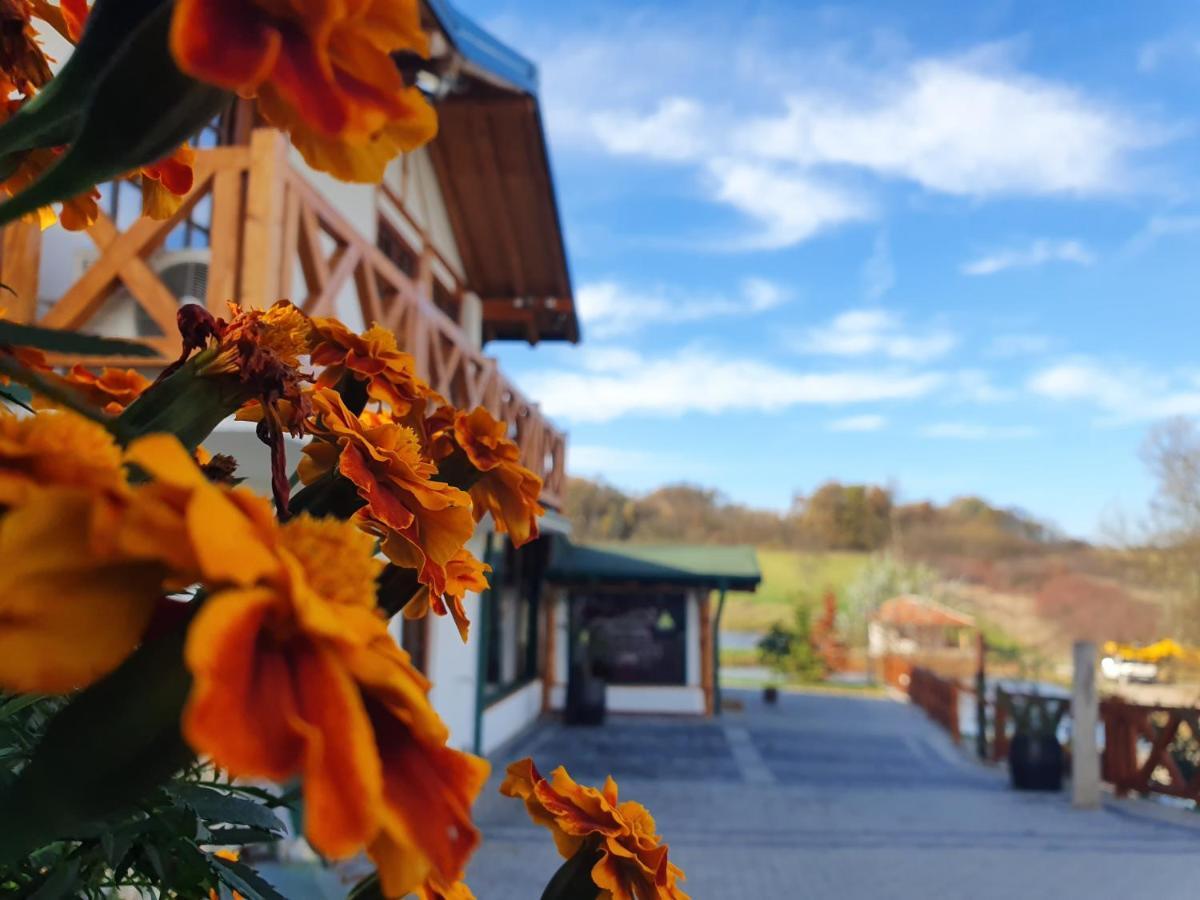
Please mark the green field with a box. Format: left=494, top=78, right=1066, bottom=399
left=720, top=549, right=870, bottom=633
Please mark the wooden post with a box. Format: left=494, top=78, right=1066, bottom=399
left=975, top=632, right=988, bottom=760
left=0, top=221, right=42, bottom=321
left=699, top=592, right=714, bottom=716
left=1072, top=641, right=1101, bottom=809
left=713, top=584, right=727, bottom=715
left=240, top=129, right=289, bottom=309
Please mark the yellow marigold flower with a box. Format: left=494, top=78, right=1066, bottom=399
left=302, top=388, right=474, bottom=594
left=169, top=0, right=437, bottom=183
left=403, top=547, right=490, bottom=642
left=414, top=876, right=476, bottom=900
left=0, top=487, right=166, bottom=693
left=140, top=143, right=197, bottom=220
left=182, top=512, right=489, bottom=897
left=0, top=407, right=125, bottom=507
left=451, top=407, right=544, bottom=547
left=311, top=318, right=435, bottom=422
left=501, top=759, right=690, bottom=900
left=35, top=365, right=152, bottom=415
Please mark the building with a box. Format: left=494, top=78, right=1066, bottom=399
left=868, top=594, right=977, bottom=690
left=545, top=540, right=762, bottom=717
left=0, top=2, right=577, bottom=756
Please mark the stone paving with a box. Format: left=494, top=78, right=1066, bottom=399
left=468, top=688, right=1200, bottom=899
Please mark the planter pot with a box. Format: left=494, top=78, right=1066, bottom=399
left=565, top=668, right=607, bottom=726
left=763, top=686, right=779, bottom=705
left=1008, top=732, right=1063, bottom=791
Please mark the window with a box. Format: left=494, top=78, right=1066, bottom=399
left=483, top=537, right=548, bottom=700
left=577, top=592, right=687, bottom=685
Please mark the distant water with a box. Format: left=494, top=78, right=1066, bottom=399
left=721, top=630, right=763, bottom=651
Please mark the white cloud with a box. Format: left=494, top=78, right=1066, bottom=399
left=1028, top=358, right=1200, bottom=422
left=523, top=21, right=1168, bottom=249
left=1125, top=214, right=1200, bottom=254
left=796, top=308, right=958, bottom=362
left=862, top=232, right=895, bottom=301
left=987, top=333, right=1052, bottom=357
left=962, top=239, right=1095, bottom=276
left=951, top=369, right=1013, bottom=403
left=829, top=414, right=888, bottom=432
left=518, top=349, right=944, bottom=423
left=706, top=160, right=872, bottom=249
left=921, top=422, right=1037, bottom=440
left=577, top=277, right=789, bottom=338
left=1138, top=35, right=1200, bottom=73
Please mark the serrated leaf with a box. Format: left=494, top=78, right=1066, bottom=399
left=0, top=625, right=194, bottom=864
left=0, top=0, right=170, bottom=157
left=0, top=319, right=158, bottom=357
left=204, top=826, right=286, bottom=846
left=28, top=857, right=80, bottom=900
left=0, top=3, right=230, bottom=229
left=210, top=855, right=288, bottom=900
left=170, top=784, right=286, bottom=836
left=0, top=692, right=46, bottom=720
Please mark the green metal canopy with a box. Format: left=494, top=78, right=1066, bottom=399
left=547, top=537, right=761, bottom=591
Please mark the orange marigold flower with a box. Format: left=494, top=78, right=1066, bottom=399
left=414, top=876, right=476, bottom=900
left=403, top=547, right=490, bottom=642
left=0, top=0, right=52, bottom=97
left=40, top=365, right=152, bottom=414
left=28, top=0, right=87, bottom=43
left=0, top=406, right=125, bottom=507
left=140, top=143, right=196, bottom=220
left=301, top=388, right=474, bottom=594
left=501, top=759, right=690, bottom=900
left=181, top=511, right=489, bottom=897
left=169, top=0, right=437, bottom=183
left=453, top=407, right=544, bottom=547
left=311, top=318, right=435, bottom=422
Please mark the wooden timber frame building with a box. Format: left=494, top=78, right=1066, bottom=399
left=0, top=1, right=583, bottom=756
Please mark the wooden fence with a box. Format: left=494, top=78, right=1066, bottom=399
left=908, top=667, right=960, bottom=743
left=0, top=129, right=567, bottom=506
left=909, top=677, right=1200, bottom=806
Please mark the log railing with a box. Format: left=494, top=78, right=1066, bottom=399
left=908, top=667, right=960, bottom=743
left=0, top=129, right=567, bottom=507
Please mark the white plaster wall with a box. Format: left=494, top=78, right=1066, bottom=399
left=481, top=680, right=542, bottom=756
left=424, top=526, right=490, bottom=751
left=382, top=149, right=465, bottom=278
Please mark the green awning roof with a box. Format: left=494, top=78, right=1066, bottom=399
left=547, top=538, right=761, bottom=591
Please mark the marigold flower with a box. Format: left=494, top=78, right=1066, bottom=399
left=451, top=407, right=544, bottom=547
left=501, top=759, right=689, bottom=900
left=0, top=407, right=125, bottom=507
left=0, top=487, right=165, bottom=693
left=403, top=547, right=490, bottom=641
left=415, top=876, right=476, bottom=900
left=0, top=102, right=100, bottom=230
left=140, top=143, right=196, bottom=220
left=36, top=365, right=152, bottom=415
left=301, top=388, right=474, bottom=594
left=169, top=0, right=437, bottom=183
left=311, top=318, right=435, bottom=422
left=182, top=511, right=489, bottom=896
left=0, top=0, right=52, bottom=98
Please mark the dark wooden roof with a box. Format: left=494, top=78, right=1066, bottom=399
left=424, top=5, right=577, bottom=344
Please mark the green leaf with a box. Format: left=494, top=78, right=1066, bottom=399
left=0, top=0, right=169, bottom=156
left=0, top=320, right=159, bottom=357
left=27, top=857, right=80, bottom=900
left=540, top=836, right=604, bottom=900
left=202, top=826, right=285, bottom=846
left=347, top=873, right=384, bottom=900
left=0, top=625, right=194, bottom=864
left=0, top=693, right=46, bottom=720
left=210, top=855, right=288, bottom=900
left=113, top=353, right=250, bottom=449
left=0, top=3, right=230, bottom=229
left=170, top=784, right=287, bottom=836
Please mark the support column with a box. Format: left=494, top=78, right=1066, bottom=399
left=1072, top=640, right=1101, bottom=810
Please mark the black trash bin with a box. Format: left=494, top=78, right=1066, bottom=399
left=1008, top=732, right=1064, bottom=791
left=565, top=630, right=607, bottom=726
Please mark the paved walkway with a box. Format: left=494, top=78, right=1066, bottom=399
left=469, top=688, right=1200, bottom=899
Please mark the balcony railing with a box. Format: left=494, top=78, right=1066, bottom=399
left=0, top=129, right=566, bottom=507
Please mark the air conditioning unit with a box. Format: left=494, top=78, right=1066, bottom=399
left=64, top=249, right=211, bottom=341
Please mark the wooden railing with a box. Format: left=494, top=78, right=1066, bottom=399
left=1101, top=698, right=1200, bottom=803
left=0, top=129, right=566, bottom=507
left=908, top=667, right=960, bottom=742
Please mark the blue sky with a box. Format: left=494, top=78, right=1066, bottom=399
left=475, top=0, right=1200, bottom=538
